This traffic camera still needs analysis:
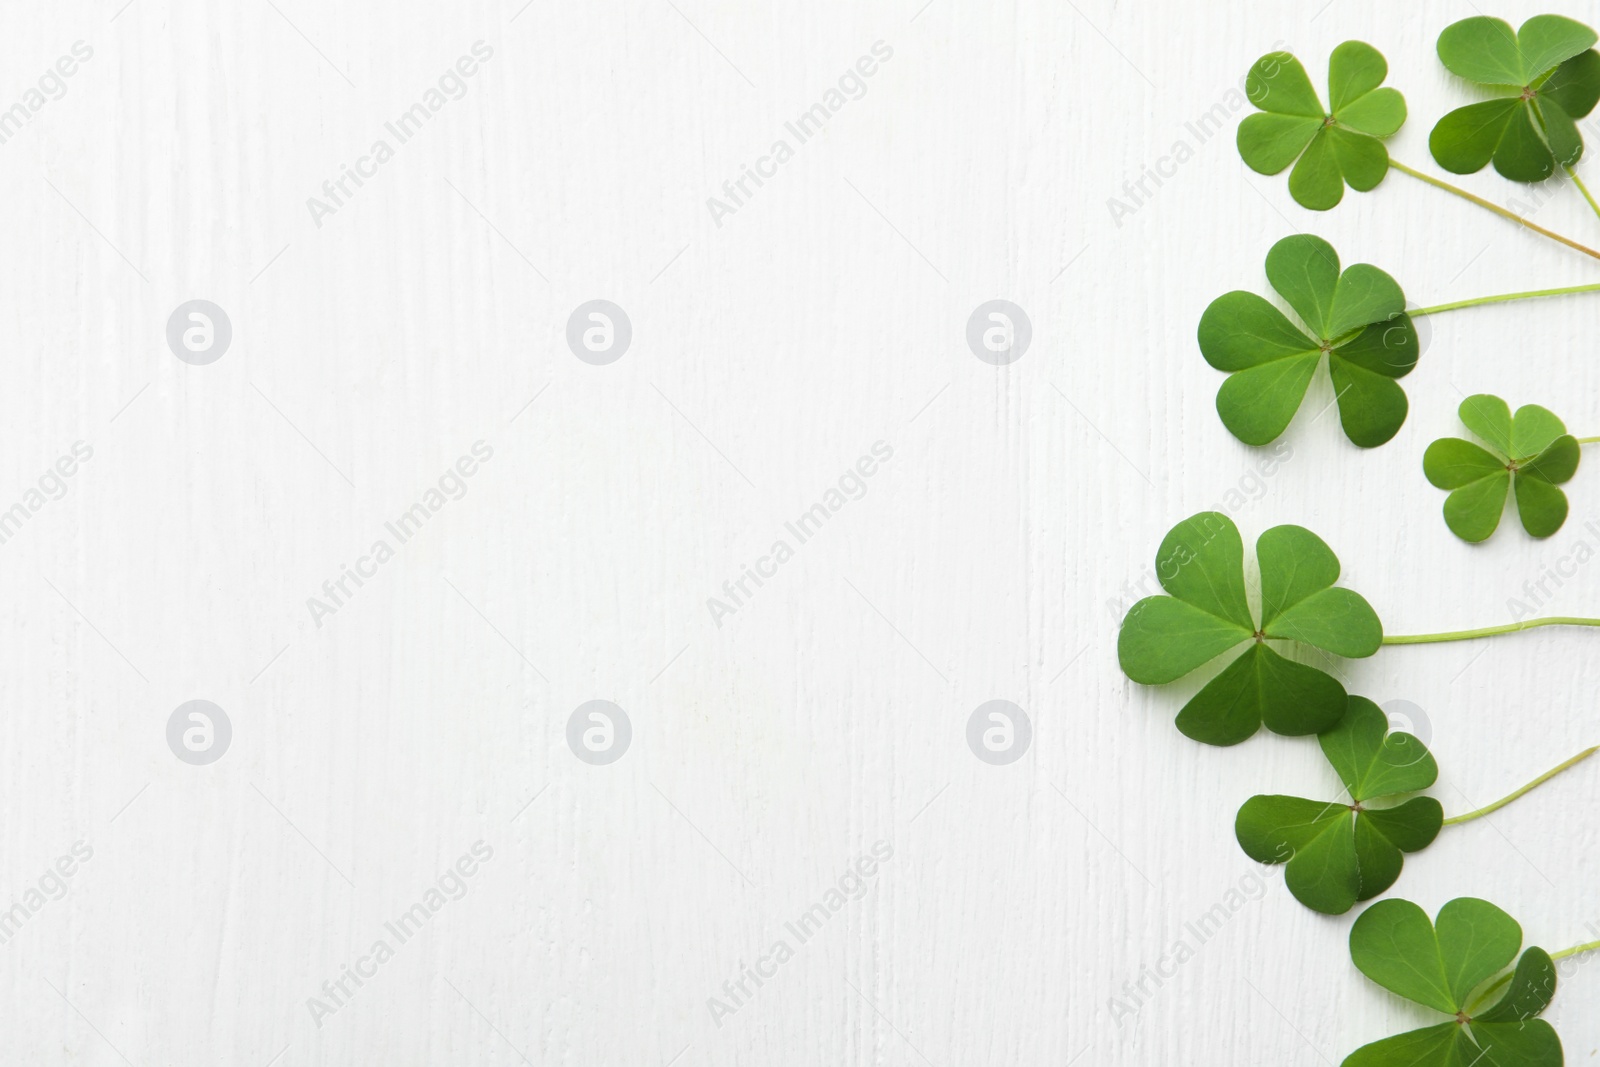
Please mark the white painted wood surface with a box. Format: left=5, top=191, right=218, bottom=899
left=2, top=0, right=1598, bottom=1062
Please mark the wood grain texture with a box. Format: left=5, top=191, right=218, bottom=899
left=0, top=0, right=1597, bottom=1063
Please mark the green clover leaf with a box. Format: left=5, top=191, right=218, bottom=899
left=1431, top=15, right=1600, bottom=182
left=1117, top=513, right=1383, bottom=746
left=1236, top=697, right=1441, bottom=914
left=1199, top=235, right=1420, bottom=448
left=1238, top=42, right=1407, bottom=210
left=1423, top=394, right=1581, bottom=542
left=1344, top=898, right=1561, bottom=1066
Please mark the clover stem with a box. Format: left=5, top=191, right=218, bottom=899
left=1578, top=436, right=1600, bottom=445
left=1466, top=970, right=1510, bottom=1013
left=1389, top=160, right=1600, bottom=262
left=1411, top=281, right=1600, bottom=316
left=1465, top=936, right=1600, bottom=1015
left=1551, top=937, right=1600, bottom=962
left=1382, top=616, right=1600, bottom=644
left=1566, top=166, right=1600, bottom=226
left=1442, top=745, right=1599, bottom=826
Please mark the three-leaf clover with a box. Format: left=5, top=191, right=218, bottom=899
left=1236, top=697, right=1441, bottom=915
left=1238, top=42, right=1407, bottom=210
left=1198, top=235, right=1420, bottom=448
left=1345, top=898, right=1561, bottom=1066
left=1423, top=394, right=1581, bottom=542
left=1431, top=15, right=1600, bottom=182
left=1117, top=512, right=1383, bottom=746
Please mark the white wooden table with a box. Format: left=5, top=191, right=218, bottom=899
left=1, top=0, right=1596, bottom=1062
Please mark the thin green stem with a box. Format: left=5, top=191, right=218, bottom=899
left=1383, top=616, right=1600, bottom=645
left=1551, top=937, right=1600, bottom=962
left=1467, top=974, right=1511, bottom=1014
left=1390, top=160, right=1600, bottom=262
left=1567, top=165, right=1600, bottom=225
left=1467, top=936, right=1600, bottom=1014
left=1579, top=436, right=1600, bottom=445
left=1443, top=745, right=1599, bottom=826
left=1412, top=282, right=1600, bottom=316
